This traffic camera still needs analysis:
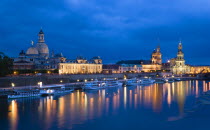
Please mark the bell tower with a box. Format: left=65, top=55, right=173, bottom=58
left=38, top=29, right=45, bottom=43
left=151, top=45, right=162, bottom=64
left=175, top=41, right=185, bottom=66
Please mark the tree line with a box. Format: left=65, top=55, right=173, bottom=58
left=0, top=52, right=13, bottom=77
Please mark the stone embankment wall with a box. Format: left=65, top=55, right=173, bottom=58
left=0, top=72, right=171, bottom=88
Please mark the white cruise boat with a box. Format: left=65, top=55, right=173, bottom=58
left=83, top=80, right=106, bottom=90
left=40, top=89, right=55, bottom=96
left=8, top=90, right=41, bottom=99
left=139, top=78, right=155, bottom=84
left=104, top=78, right=123, bottom=87
left=40, top=86, right=74, bottom=96
left=125, top=78, right=140, bottom=86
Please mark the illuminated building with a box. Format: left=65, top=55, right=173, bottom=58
left=190, top=65, right=210, bottom=74
left=170, top=42, right=190, bottom=74
left=119, top=64, right=142, bottom=73
left=142, top=64, right=162, bottom=72
left=151, top=45, right=162, bottom=64
left=116, top=60, right=144, bottom=73
left=142, top=46, right=162, bottom=72
left=59, top=56, right=102, bottom=74
left=13, top=29, right=66, bottom=70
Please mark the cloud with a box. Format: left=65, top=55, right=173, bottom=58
left=0, top=0, right=210, bottom=64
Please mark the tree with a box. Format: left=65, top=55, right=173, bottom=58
left=0, top=52, right=13, bottom=77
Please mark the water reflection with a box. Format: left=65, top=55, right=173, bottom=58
left=8, top=100, right=18, bottom=130
left=3, top=80, right=210, bottom=129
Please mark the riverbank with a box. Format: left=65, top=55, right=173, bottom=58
left=0, top=72, right=207, bottom=88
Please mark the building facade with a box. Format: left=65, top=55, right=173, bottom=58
left=190, top=66, right=210, bottom=74
left=59, top=56, right=102, bottom=74
left=102, top=64, right=120, bottom=74
left=119, top=64, right=142, bottom=73
left=170, top=42, right=190, bottom=75
left=142, top=64, right=162, bottom=72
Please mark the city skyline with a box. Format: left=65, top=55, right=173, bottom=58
left=1, top=0, right=210, bottom=65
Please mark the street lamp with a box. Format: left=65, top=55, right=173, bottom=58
left=11, top=83, right=15, bottom=89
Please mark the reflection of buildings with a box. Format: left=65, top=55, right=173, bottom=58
left=4, top=80, right=210, bottom=129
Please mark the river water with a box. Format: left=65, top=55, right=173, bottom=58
left=1, top=80, right=210, bottom=130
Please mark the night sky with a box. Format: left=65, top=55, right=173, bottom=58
left=0, top=0, right=210, bottom=64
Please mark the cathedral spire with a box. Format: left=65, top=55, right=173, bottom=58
left=178, top=40, right=182, bottom=52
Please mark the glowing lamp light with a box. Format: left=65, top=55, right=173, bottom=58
left=38, top=82, right=43, bottom=88
left=84, top=79, right=87, bottom=82
left=11, top=83, right=15, bottom=87
left=77, top=79, right=80, bottom=82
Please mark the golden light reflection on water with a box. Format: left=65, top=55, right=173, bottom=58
left=8, top=100, right=18, bottom=130
left=6, top=80, right=210, bottom=129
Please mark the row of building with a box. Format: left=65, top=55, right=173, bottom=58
left=13, top=29, right=103, bottom=74
left=103, top=42, right=210, bottom=75
left=13, top=29, right=210, bottom=75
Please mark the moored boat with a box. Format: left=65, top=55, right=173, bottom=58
left=139, top=78, right=155, bottom=84
left=83, top=80, right=106, bottom=90
left=8, top=90, right=41, bottom=99
left=105, top=78, right=123, bottom=87
left=125, top=78, right=140, bottom=86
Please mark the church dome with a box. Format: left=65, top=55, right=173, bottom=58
left=36, top=42, right=49, bottom=57
left=26, top=46, right=39, bottom=55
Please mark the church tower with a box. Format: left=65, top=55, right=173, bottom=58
left=38, top=29, right=45, bottom=43
left=175, top=42, right=185, bottom=66
left=151, top=45, right=162, bottom=64
left=171, top=41, right=190, bottom=75
left=36, top=29, right=49, bottom=58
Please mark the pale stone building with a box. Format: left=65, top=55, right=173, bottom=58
left=59, top=56, right=102, bottom=74
left=142, top=45, right=162, bottom=72
left=170, top=42, right=190, bottom=75
left=142, top=64, right=162, bottom=72
left=190, top=66, right=210, bottom=74
left=119, top=64, right=142, bottom=73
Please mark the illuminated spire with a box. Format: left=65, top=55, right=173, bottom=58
left=178, top=40, right=182, bottom=52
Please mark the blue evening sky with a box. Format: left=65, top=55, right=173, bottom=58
left=0, top=0, right=210, bottom=64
